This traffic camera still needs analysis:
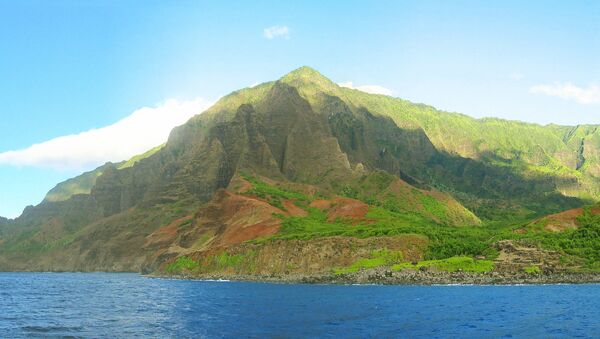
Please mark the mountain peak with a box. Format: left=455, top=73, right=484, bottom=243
left=282, top=66, right=325, bottom=78
left=279, top=66, right=339, bottom=94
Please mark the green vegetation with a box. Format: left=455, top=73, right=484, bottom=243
left=165, top=251, right=257, bottom=274
left=520, top=206, right=600, bottom=267
left=201, top=250, right=257, bottom=273
left=166, top=256, right=199, bottom=273
left=266, top=204, right=496, bottom=260
left=335, top=171, right=480, bottom=226
left=242, top=177, right=491, bottom=261
left=333, top=249, right=404, bottom=274
left=212, top=252, right=246, bottom=269
left=245, top=175, right=600, bottom=270
left=241, top=172, right=308, bottom=210
left=277, top=208, right=347, bottom=238
left=419, top=194, right=448, bottom=221
left=524, top=265, right=541, bottom=274
left=334, top=254, right=493, bottom=275
left=393, top=256, right=494, bottom=273
left=44, top=166, right=107, bottom=202
left=118, top=144, right=165, bottom=169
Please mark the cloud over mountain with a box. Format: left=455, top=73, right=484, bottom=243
left=0, top=98, right=213, bottom=171
left=531, top=82, right=600, bottom=105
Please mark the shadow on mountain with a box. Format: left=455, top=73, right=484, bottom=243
left=326, top=99, right=586, bottom=220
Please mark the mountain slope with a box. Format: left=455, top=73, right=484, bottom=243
left=199, top=67, right=595, bottom=219
left=43, top=144, right=165, bottom=203
left=0, top=66, right=598, bottom=276
left=44, top=163, right=115, bottom=203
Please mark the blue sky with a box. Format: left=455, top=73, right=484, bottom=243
left=1, top=0, right=599, bottom=218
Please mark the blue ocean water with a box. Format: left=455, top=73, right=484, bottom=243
left=0, top=273, right=598, bottom=338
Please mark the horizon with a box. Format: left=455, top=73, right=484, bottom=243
left=1, top=1, right=599, bottom=218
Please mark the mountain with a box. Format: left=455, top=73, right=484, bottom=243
left=0, top=67, right=599, bottom=278
left=44, top=145, right=165, bottom=203
left=44, top=163, right=115, bottom=203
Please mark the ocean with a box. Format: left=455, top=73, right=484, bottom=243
left=0, top=272, right=598, bottom=338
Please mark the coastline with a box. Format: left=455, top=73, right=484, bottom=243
left=150, top=268, right=600, bottom=285
left=4, top=268, right=600, bottom=286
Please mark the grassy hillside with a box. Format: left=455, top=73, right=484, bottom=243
left=161, top=178, right=600, bottom=277
left=117, top=144, right=165, bottom=170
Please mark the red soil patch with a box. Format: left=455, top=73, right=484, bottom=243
left=282, top=200, right=308, bottom=217
left=309, top=200, right=332, bottom=210
left=144, top=216, right=193, bottom=248
left=220, top=222, right=280, bottom=246
left=544, top=208, right=583, bottom=232
left=326, top=197, right=369, bottom=222
left=309, top=198, right=369, bottom=223
left=535, top=205, right=599, bottom=232
left=205, top=190, right=284, bottom=247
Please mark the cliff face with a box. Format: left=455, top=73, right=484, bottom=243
left=0, top=67, right=598, bottom=274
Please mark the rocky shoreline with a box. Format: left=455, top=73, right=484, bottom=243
left=154, top=267, right=600, bottom=285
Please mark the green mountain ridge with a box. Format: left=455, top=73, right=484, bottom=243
left=44, top=163, right=116, bottom=203
left=43, top=144, right=166, bottom=204
left=0, top=66, right=598, bottom=276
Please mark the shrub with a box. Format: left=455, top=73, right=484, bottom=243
left=523, top=265, right=541, bottom=274
left=166, top=256, right=199, bottom=273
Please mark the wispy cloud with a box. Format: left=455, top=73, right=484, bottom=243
left=263, top=25, right=290, bottom=39
left=530, top=82, right=600, bottom=105
left=0, top=98, right=213, bottom=171
left=338, top=81, right=394, bottom=96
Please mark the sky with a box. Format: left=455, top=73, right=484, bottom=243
left=1, top=0, right=599, bottom=218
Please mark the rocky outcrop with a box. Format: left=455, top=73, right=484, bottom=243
left=158, top=268, right=600, bottom=286
left=307, top=268, right=600, bottom=285
left=161, top=235, right=428, bottom=277
left=493, top=240, right=562, bottom=272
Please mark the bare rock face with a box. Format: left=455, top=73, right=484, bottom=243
left=493, top=240, right=562, bottom=272
left=184, top=235, right=428, bottom=277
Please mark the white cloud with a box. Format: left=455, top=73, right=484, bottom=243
left=263, top=25, right=290, bottom=39
left=0, top=98, right=213, bottom=171
left=338, top=81, right=394, bottom=96
left=531, top=82, right=600, bottom=105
